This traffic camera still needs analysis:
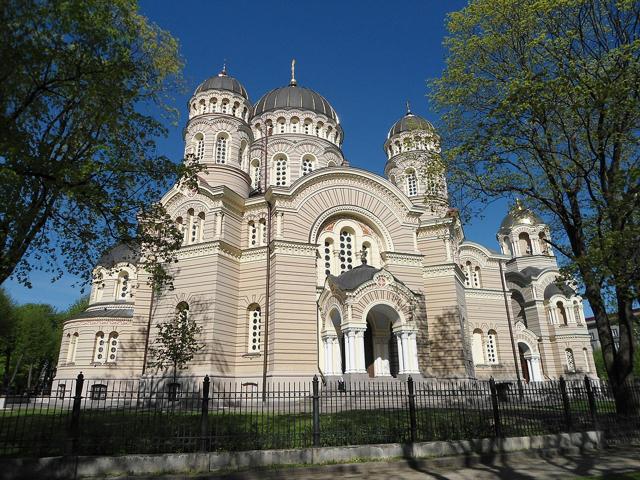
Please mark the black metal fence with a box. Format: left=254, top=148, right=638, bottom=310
left=1, top=374, right=639, bottom=458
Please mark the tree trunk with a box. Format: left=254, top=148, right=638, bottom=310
left=2, top=347, right=11, bottom=393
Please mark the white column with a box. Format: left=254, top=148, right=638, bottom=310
left=323, top=337, right=334, bottom=375
left=343, top=333, right=352, bottom=373
left=401, top=333, right=411, bottom=375
left=529, top=356, right=543, bottom=382
left=353, top=329, right=366, bottom=373
left=276, top=212, right=284, bottom=238
left=396, top=333, right=406, bottom=374
left=333, top=338, right=342, bottom=375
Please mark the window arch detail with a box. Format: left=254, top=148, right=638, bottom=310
left=486, top=330, right=498, bottom=364
left=215, top=133, right=228, bottom=164
left=248, top=305, right=262, bottom=353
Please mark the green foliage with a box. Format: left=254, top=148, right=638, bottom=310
left=0, top=0, right=201, bottom=292
left=593, top=348, right=640, bottom=379
left=149, top=306, right=204, bottom=380
left=431, top=0, right=640, bottom=404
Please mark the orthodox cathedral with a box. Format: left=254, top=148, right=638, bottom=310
left=56, top=63, right=596, bottom=384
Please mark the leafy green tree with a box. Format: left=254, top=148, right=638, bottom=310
left=0, top=288, right=17, bottom=392
left=431, top=0, right=640, bottom=412
left=149, top=304, right=203, bottom=384
left=0, top=0, right=199, bottom=291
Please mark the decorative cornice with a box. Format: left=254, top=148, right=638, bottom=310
left=175, top=240, right=241, bottom=260
left=422, top=263, right=457, bottom=278
left=465, top=289, right=506, bottom=300
left=381, top=251, right=423, bottom=266
left=64, top=318, right=133, bottom=328
left=271, top=240, right=318, bottom=257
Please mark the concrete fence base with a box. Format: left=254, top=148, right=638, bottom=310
left=0, top=431, right=604, bottom=480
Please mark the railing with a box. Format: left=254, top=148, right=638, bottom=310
left=0, top=374, right=639, bottom=457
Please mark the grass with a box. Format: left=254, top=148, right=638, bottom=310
left=1, top=402, right=638, bottom=458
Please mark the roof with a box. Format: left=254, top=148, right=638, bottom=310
left=253, top=85, right=339, bottom=121
left=544, top=282, right=576, bottom=300
left=499, top=199, right=544, bottom=231
left=387, top=112, right=435, bottom=139
left=97, top=243, right=140, bottom=268
left=328, top=264, right=381, bottom=291
left=70, top=306, right=134, bottom=320
left=195, top=71, right=249, bottom=99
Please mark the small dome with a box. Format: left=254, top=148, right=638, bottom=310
left=194, top=69, right=248, bottom=99
left=387, top=112, right=435, bottom=139
left=253, top=85, right=339, bottom=122
left=97, top=243, right=140, bottom=268
left=499, top=199, right=544, bottom=231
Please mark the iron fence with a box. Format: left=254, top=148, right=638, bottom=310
left=1, top=374, right=639, bottom=457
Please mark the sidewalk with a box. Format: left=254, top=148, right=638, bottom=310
left=124, top=446, right=640, bottom=480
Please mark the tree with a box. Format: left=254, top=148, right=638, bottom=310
left=431, top=0, right=640, bottom=412
left=0, top=0, right=200, bottom=291
left=149, top=303, right=203, bottom=384
left=0, top=288, right=17, bottom=392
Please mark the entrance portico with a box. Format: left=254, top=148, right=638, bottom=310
left=319, top=265, right=422, bottom=379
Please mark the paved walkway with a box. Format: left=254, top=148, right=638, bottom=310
left=123, top=447, right=640, bottom=480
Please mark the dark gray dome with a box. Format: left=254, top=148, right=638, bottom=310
left=253, top=85, right=338, bottom=121
left=195, top=72, right=248, bottom=99
left=98, top=243, right=140, bottom=268
left=387, top=113, right=435, bottom=139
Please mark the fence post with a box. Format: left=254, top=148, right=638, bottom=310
left=200, top=375, right=210, bottom=452
left=69, top=372, right=84, bottom=455
left=584, top=375, right=598, bottom=430
left=312, top=375, right=320, bottom=447
left=559, top=376, right=573, bottom=431
left=489, top=377, right=502, bottom=438
left=407, top=376, right=417, bottom=443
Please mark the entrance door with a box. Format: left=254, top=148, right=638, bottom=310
left=518, top=343, right=530, bottom=383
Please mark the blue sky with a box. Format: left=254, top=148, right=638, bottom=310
left=4, top=0, right=520, bottom=310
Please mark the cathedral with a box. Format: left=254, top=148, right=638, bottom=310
left=56, top=64, right=596, bottom=384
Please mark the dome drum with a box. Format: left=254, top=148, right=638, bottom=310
left=251, top=109, right=343, bottom=148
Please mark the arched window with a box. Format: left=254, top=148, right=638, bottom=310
left=194, top=133, right=204, bottom=160
left=66, top=333, right=79, bottom=364
left=573, top=301, right=582, bottom=324
left=303, top=120, right=311, bottom=135
left=557, top=301, right=568, bottom=325
left=361, top=241, right=371, bottom=265
left=93, top=331, right=106, bottom=363
left=221, top=100, right=228, bottom=114
left=250, top=159, right=261, bottom=189
left=486, top=330, right=498, bottom=364
left=316, top=122, right=323, bottom=137
left=519, top=232, right=533, bottom=255
left=106, top=332, right=119, bottom=363
left=328, top=161, right=337, bottom=167
left=248, top=305, right=262, bottom=353
left=339, top=229, right=354, bottom=273
left=291, top=117, right=299, bottom=133
left=301, top=155, right=314, bottom=176
left=277, top=117, right=286, bottom=134
left=462, top=261, right=472, bottom=287
left=259, top=218, right=267, bottom=246
left=231, top=102, right=238, bottom=116
left=94, top=280, right=104, bottom=303
left=248, top=221, right=257, bottom=247
left=406, top=169, right=418, bottom=196
left=176, top=216, right=186, bottom=244
left=187, top=208, right=203, bottom=244
left=209, top=98, right=217, bottom=113
left=473, top=266, right=481, bottom=288
left=116, top=271, right=130, bottom=300
left=583, top=348, right=590, bottom=373
left=199, top=99, right=206, bottom=114
left=472, top=329, right=484, bottom=365
left=238, top=140, right=247, bottom=166
left=215, top=133, right=228, bottom=164
left=565, top=348, right=576, bottom=372
left=539, top=232, right=550, bottom=254
left=323, top=239, right=333, bottom=276
left=274, top=155, right=288, bottom=186
left=502, top=236, right=512, bottom=256
left=176, top=302, right=189, bottom=322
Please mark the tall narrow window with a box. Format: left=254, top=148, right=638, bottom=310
left=250, top=159, right=261, bottom=189
left=473, top=266, right=481, bottom=288
left=221, top=100, right=228, bottom=114
left=406, top=170, right=418, bottom=196
left=259, top=219, right=267, bottom=246
left=215, top=134, right=228, bottom=164
left=304, top=121, right=311, bottom=134
left=301, top=155, right=314, bottom=176
left=486, top=330, right=498, bottom=364
left=194, top=133, right=204, bottom=160
left=107, top=332, right=119, bottom=363
left=463, top=261, right=472, bottom=287
left=472, top=329, right=484, bottom=365
left=274, top=155, right=288, bottom=186
left=565, top=348, right=576, bottom=372
left=557, top=301, right=568, bottom=325
left=519, top=232, right=533, bottom=255
left=278, top=119, right=286, bottom=133
left=176, top=302, right=189, bottom=322
left=176, top=217, right=186, bottom=245
left=66, top=333, right=79, bottom=364
left=324, top=239, right=333, bottom=276
left=339, top=230, right=354, bottom=273
left=539, top=232, right=550, bottom=254
left=248, top=221, right=257, bottom=246
left=248, top=305, right=262, bottom=353
left=116, top=271, right=130, bottom=300
left=361, top=242, right=370, bottom=265
left=93, top=331, right=106, bottom=363
left=291, top=118, right=299, bottom=133
left=573, top=301, right=581, bottom=324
